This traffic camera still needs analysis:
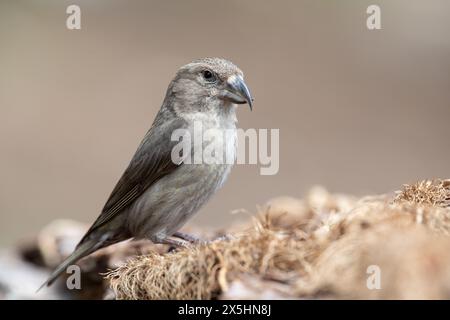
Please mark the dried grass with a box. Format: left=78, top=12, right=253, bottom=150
left=105, top=179, right=450, bottom=299
left=394, top=179, right=450, bottom=207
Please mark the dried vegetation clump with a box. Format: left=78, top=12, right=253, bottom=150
left=106, top=179, right=450, bottom=299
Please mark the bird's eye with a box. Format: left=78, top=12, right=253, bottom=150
left=202, top=70, right=216, bottom=82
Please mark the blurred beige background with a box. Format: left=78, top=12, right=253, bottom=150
left=0, top=0, right=449, bottom=246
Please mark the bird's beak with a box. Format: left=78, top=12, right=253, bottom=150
left=223, top=75, right=254, bottom=111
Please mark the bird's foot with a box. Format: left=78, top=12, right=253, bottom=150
left=212, top=234, right=235, bottom=242
left=154, top=236, right=190, bottom=248
left=174, top=232, right=236, bottom=245
left=156, top=233, right=235, bottom=251
left=173, top=231, right=206, bottom=244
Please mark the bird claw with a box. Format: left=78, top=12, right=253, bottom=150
left=171, top=232, right=235, bottom=246
left=154, top=236, right=190, bottom=248
left=173, top=231, right=204, bottom=244
left=213, top=234, right=235, bottom=242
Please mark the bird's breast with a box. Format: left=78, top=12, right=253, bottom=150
left=182, top=113, right=237, bottom=167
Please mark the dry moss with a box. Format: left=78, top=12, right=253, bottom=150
left=394, top=179, right=450, bottom=207
left=105, top=179, right=450, bottom=300
left=107, top=216, right=313, bottom=300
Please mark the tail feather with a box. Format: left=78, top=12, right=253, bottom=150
left=37, top=239, right=97, bottom=292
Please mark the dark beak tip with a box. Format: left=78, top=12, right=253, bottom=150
left=249, top=98, right=254, bottom=111
left=228, top=75, right=254, bottom=111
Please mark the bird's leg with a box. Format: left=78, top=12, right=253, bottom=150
left=152, top=235, right=189, bottom=248
left=173, top=232, right=235, bottom=244
left=213, top=234, right=235, bottom=242
left=173, top=231, right=204, bottom=244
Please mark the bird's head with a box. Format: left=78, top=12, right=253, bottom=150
left=168, top=58, right=253, bottom=112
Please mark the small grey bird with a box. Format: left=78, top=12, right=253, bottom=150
left=40, top=57, right=253, bottom=288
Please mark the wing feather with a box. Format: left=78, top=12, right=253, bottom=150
left=77, top=116, right=187, bottom=246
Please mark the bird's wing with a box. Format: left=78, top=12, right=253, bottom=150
left=77, top=116, right=188, bottom=245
